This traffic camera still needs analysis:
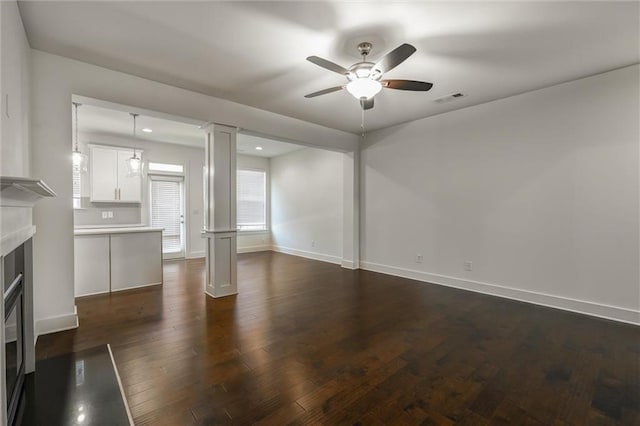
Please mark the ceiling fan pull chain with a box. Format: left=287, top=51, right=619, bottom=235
left=361, top=106, right=365, bottom=137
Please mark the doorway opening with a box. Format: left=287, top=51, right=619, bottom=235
left=70, top=95, right=205, bottom=298
left=149, top=174, right=185, bottom=259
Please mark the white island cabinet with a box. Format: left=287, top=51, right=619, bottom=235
left=74, top=227, right=163, bottom=297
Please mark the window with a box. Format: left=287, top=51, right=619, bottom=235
left=72, top=163, right=81, bottom=209
left=237, top=169, right=266, bottom=231
left=148, top=162, right=184, bottom=174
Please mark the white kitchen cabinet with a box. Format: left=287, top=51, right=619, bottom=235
left=110, top=231, right=163, bottom=291
left=74, top=234, right=111, bottom=297
left=116, top=151, right=141, bottom=202
left=89, top=145, right=142, bottom=203
left=74, top=227, right=163, bottom=297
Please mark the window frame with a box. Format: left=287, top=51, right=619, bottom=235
left=147, top=161, right=185, bottom=175
left=236, top=167, right=268, bottom=233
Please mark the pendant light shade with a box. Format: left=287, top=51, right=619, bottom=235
left=127, top=113, right=143, bottom=177
left=72, top=102, right=88, bottom=172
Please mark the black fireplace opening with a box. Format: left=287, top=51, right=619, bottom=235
left=4, top=244, right=26, bottom=426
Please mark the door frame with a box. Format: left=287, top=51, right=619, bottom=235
left=148, top=173, right=186, bottom=260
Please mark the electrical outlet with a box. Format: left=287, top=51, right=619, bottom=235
left=101, top=211, right=108, bottom=219
left=415, top=254, right=423, bottom=263
left=107, top=211, right=113, bottom=218
left=464, top=261, right=473, bottom=271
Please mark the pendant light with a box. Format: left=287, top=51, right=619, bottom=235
left=127, top=113, right=143, bottom=177
left=71, top=102, right=88, bottom=172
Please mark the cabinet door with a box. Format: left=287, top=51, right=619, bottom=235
left=110, top=232, right=163, bottom=291
left=74, top=235, right=110, bottom=296
left=90, top=147, right=117, bottom=201
left=117, top=150, right=142, bottom=202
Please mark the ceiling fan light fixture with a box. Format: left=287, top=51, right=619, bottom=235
left=305, top=42, right=431, bottom=110
left=346, top=78, right=382, bottom=100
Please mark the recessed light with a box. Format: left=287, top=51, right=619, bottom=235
left=255, top=146, right=263, bottom=150
left=142, top=128, right=153, bottom=133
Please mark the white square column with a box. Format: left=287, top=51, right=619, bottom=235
left=202, top=124, right=238, bottom=298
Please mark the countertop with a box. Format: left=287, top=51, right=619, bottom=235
left=74, top=226, right=164, bottom=236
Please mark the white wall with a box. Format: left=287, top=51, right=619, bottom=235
left=1, top=0, right=30, bottom=177
left=361, top=65, right=640, bottom=324
left=0, top=5, right=33, bottom=417
left=237, top=154, right=271, bottom=253
left=30, top=50, right=358, bottom=335
left=271, top=147, right=344, bottom=264
left=74, top=132, right=206, bottom=258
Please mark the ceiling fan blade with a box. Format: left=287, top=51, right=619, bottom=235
left=373, top=43, right=416, bottom=74
left=360, top=97, right=374, bottom=110
left=304, top=86, right=344, bottom=98
left=382, top=79, right=433, bottom=91
left=306, top=56, right=349, bottom=75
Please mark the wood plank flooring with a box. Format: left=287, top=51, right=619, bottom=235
left=35, top=252, right=640, bottom=425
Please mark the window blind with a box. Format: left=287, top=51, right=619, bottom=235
left=150, top=179, right=182, bottom=253
left=237, top=169, right=266, bottom=231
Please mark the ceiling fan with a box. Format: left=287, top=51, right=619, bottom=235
left=304, top=42, right=433, bottom=110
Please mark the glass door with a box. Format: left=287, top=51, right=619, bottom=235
left=149, top=176, right=185, bottom=259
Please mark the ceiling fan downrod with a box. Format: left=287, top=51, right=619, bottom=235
left=357, top=42, right=372, bottom=61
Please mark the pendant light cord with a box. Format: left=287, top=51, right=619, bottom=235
left=73, top=102, right=81, bottom=151
left=130, top=113, right=139, bottom=157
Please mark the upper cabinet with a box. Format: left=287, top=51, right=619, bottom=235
left=89, top=145, right=142, bottom=203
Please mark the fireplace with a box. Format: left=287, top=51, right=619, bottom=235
left=1, top=176, right=56, bottom=425
left=3, top=244, right=25, bottom=425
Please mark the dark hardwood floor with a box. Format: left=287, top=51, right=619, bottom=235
left=35, top=252, right=639, bottom=425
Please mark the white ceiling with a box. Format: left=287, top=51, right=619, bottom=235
left=236, top=133, right=304, bottom=158
left=77, top=103, right=203, bottom=146
left=22, top=1, right=640, bottom=134
left=76, top=102, right=303, bottom=158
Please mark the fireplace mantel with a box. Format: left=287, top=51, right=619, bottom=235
left=1, top=176, right=56, bottom=208
left=1, top=176, right=56, bottom=258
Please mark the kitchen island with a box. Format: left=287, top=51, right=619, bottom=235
left=74, top=226, right=163, bottom=297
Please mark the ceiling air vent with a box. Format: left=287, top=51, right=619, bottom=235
left=434, top=92, right=465, bottom=104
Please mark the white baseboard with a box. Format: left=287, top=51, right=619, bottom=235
left=111, top=282, right=162, bottom=292
left=186, top=251, right=205, bottom=259
left=360, top=261, right=640, bottom=325
left=35, top=306, right=79, bottom=337
left=205, top=288, right=238, bottom=298
left=341, top=260, right=358, bottom=270
left=271, top=245, right=342, bottom=265
left=238, top=245, right=271, bottom=254
left=75, top=289, right=110, bottom=298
